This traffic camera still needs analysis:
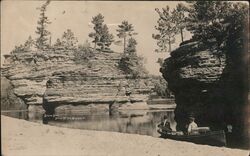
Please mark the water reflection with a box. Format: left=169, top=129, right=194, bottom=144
left=2, top=109, right=176, bottom=137
left=50, top=110, right=176, bottom=137
left=1, top=110, right=29, bottom=120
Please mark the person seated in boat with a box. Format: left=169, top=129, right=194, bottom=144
left=187, top=116, right=199, bottom=135
left=158, top=115, right=172, bottom=133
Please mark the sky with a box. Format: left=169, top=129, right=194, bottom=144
left=1, top=1, right=192, bottom=75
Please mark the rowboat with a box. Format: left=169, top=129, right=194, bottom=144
left=158, top=129, right=227, bottom=147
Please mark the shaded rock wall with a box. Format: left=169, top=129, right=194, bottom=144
left=161, top=39, right=248, bottom=146
left=1, top=77, right=27, bottom=111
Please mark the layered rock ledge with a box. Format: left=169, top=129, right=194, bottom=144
left=1, top=49, right=153, bottom=112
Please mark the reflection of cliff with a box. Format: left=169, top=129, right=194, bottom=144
left=161, top=39, right=248, bottom=146
left=1, top=49, right=154, bottom=112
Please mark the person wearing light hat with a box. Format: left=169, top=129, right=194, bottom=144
left=158, top=115, right=172, bottom=133
left=187, top=114, right=198, bottom=135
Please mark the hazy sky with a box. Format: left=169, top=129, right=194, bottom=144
left=1, top=1, right=191, bottom=75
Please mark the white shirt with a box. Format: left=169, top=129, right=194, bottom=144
left=163, top=119, right=168, bottom=126
left=188, top=121, right=198, bottom=133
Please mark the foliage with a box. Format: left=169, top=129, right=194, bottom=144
left=153, top=6, right=179, bottom=53
left=125, top=38, right=137, bottom=56
left=116, top=21, right=137, bottom=52
left=35, top=0, right=51, bottom=50
left=73, top=42, right=94, bottom=64
left=11, top=36, right=35, bottom=53
left=61, top=29, right=78, bottom=49
left=118, top=34, right=147, bottom=78
left=151, top=77, right=168, bottom=98
left=97, top=24, right=114, bottom=50
left=148, top=76, right=173, bottom=98
left=89, top=13, right=114, bottom=51
left=88, top=13, right=104, bottom=50
left=118, top=54, right=147, bottom=78
left=156, top=58, right=164, bottom=67
left=172, top=3, right=188, bottom=42
left=53, top=29, right=78, bottom=50
left=185, top=1, right=248, bottom=49
left=53, top=38, right=63, bottom=50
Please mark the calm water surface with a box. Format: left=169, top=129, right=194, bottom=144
left=1, top=109, right=176, bottom=137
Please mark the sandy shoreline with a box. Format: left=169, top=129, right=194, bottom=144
left=1, top=115, right=249, bottom=156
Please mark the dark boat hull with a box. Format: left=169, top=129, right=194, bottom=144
left=158, top=130, right=227, bottom=147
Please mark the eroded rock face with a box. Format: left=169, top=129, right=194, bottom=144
left=161, top=40, right=248, bottom=145
left=1, top=77, right=27, bottom=111
left=2, top=49, right=153, bottom=113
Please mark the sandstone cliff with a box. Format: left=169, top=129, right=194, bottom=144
left=161, top=39, right=248, bottom=147
left=1, top=49, right=154, bottom=113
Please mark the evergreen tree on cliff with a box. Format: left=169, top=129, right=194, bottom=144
left=185, top=1, right=248, bottom=48
left=172, top=3, right=188, bottom=42
left=12, top=36, right=35, bottom=53
left=98, top=24, right=114, bottom=51
left=61, top=29, right=78, bottom=50
left=118, top=36, right=147, bottom=78
left=89, top=13, right=114, bottom=51
left=153, top=6, right=178, bottom=53
left=116, top=21, right=137, bottom=52
left=24, top=36, right=35, bottom=51
left=53, top=39, right=63, bottom=50
left=35, top=0, right=51, bottom=50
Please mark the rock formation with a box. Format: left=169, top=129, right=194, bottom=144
left=161, top=38, right=248, bottom=147
left=1, top=49, right=154, bottom=114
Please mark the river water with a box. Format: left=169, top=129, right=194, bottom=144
left=1, top=109, right=176, bottom=138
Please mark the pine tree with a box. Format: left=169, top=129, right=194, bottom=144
left=172, top=3, right=188, bottom=42
left=186, top=2, right=228, bottom=44
left=117, top=21, right=137, bottom=52
left=12, top=36, right=35, bottom=53
left=186, top=1, right=248, bottom=48
left=125, top=37, right=137, bottom=56
left=24, top=36, right=35, bottom=51
left=35, top=0, right=51, bottom=50
left=53, top=38, right=63, bottom=49
left=152, top=34, right=168, bottom=53
left=97, top=24, right=114, bottom=50
left=89, top=13, right=104, bottom=51
left=61, top=29, right=78, bottom=49
left=89, top=14, right=114, bottom=51
left=153, top=6, right=178, bottom=53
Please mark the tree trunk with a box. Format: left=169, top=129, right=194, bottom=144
left=124, top=36, right=126, bottom=53
left=168, top=39, right=171, bottom=52
left=49, top=36, right=52, bottom=47
left=163, top=40, right=167, bottom=52
left=102, top=43, right=105, bottom=51
left=180, top=29, right=184, bottom=42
